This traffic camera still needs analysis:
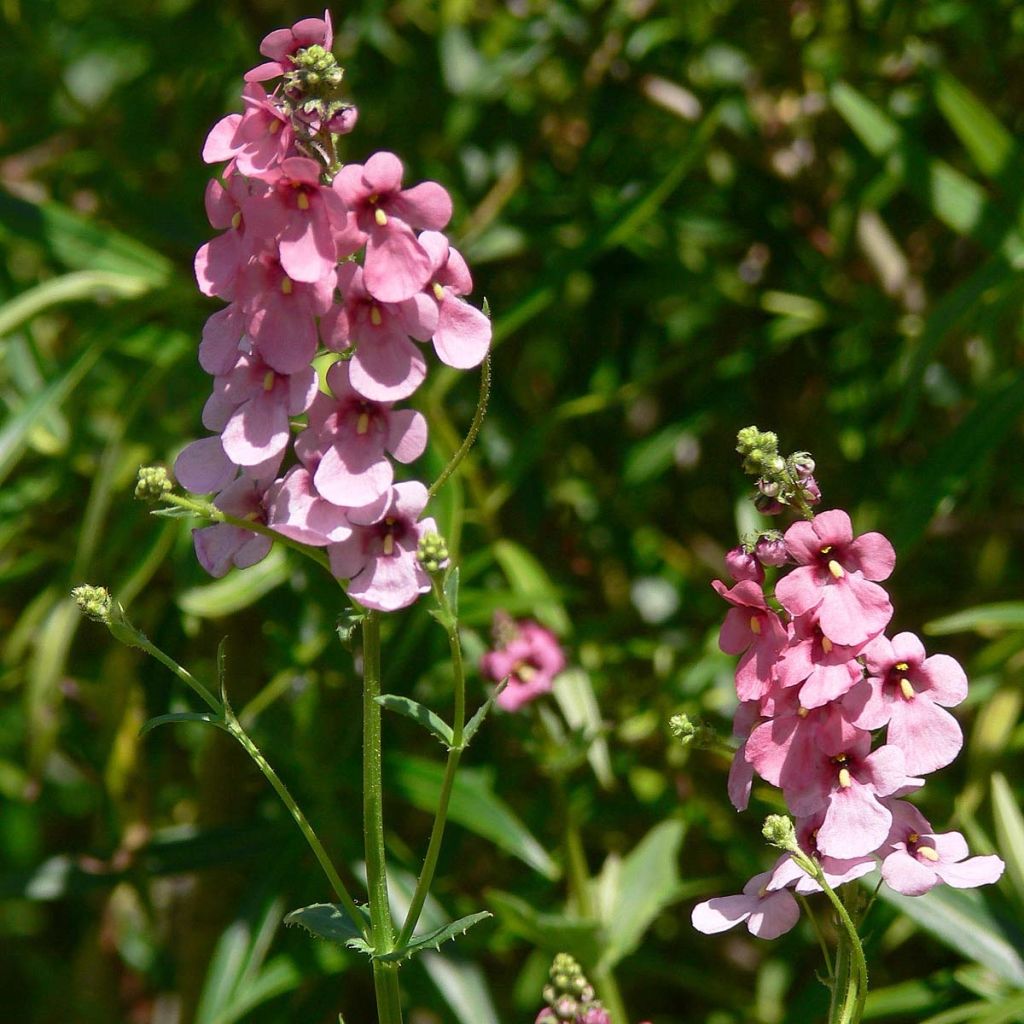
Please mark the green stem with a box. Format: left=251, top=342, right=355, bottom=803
left=397, top=578, right=466, bottom=946
left=225, top=713, right=368, bottom=938
left=427, top=354, right=491, bottom=500
left=362, top=613, right=403, bottom=1023
left=126, top=629, right=221, bottom=713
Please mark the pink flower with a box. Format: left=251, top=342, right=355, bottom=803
left=332, top=151, right=453, bottom=302
left=775, top=612, right=868, bottom=710
left=327, top=482, right=435, bottom=611
left=691, top=870, right=800, bottom=940
left=774, top=509, right=895, bottom=647
left=245, top=11, right=333, bottom=82
left=203, top=84, right=295, bottom=178
left=323, top=263, right=437, bottom=401
left=768, top=811, right=877, bottom=895
left=418, top=231, right=491, bottom=369
left=192, top=471, right=277, bottom=578
left=843, top=632, right=967, bottom=775
left=727, top=700, right=761, bottom=811
left=194, top=176, right=260, bottom=300
left=265, top=466, right=352, bottom=546
left=880, top=801, right=1004, bottom=896
left=480, top=618, right=566, bottom=712
left=725, top=545, right=764, bottom=584
left=299, top=360, right=428, bottom=508
left=199, top=304, right=247, bottom=376
left=712, top=579, right=788, bottom=702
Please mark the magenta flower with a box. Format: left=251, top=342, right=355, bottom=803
left=327, top=482, right=435, bottom=611
left=769, top=811, right=876, bottom=894
left=774, top=509, right=895, bottom=647
left=245, top=11, right=333, bottom=82
left=775, top=612, right=867, bottom=710
left=202, top=351, right=317, bottom=467
left=203, top=84, right=295, bottom=178
left=843, top=632, right=967, bottom=775
left=691, top=870, right=800, bottom=940
left=480, top=618, right=567, bottom=712
left=712, top=578, right=788, bottom=702
left=418, top=231, right=491, bottom=369
left=299, top=360, right=428, bottom=508
left=880, top=801, right=1004, bottom=896
left=243, top=157, right=346, bottom=283
left=323, top=263, right=437, bottom=401
left=332, top=151, right=453, bottom=302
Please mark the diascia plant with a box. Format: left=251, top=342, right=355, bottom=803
left=685, top=427, right=1005, bottom=1024
left=74, top=12, right=496, bottom=1023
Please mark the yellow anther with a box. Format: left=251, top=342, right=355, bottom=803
left=370, top=306, right=383, bottom=326
left=263, top=370, right=275, bottom=391
left=516, top=662, right=536, bottom=682
left=828, top=559, right=844, bottom=579
left=895, top=662, right=909, bottom=672
left=919, top=847, right=940, bottom=862
left=750, top=616, right=762, bottom=635
left=356, top=412, right=370, bottom=435
left=281, top=277, right=293, bottom=295
left=899, top=677, right=915, bottom=700
left=269, top=120, right=281, bottom=134
left=385, top=517, right=396, bottom=526
left=820, top=545, right=832, bottom=554
left=821, top=637, right=833, bottom=654
left=374, top=207, right=388, bottom=226
left=432, top=282, right=445, bottom=301
left=368, top=193, right=378, bottom=203
left=758, top=885, right=769, bottom=899
left=382, top=533, right=395, bottom=556
left=798, top=707, right=809, bottom=718
left=908, top=833, right=919, bottom=843
left=838, top=767, right=852, bottom=789
left=297, top=192, right=310, bottom=210
left=231, top=210, right=242, bottom=229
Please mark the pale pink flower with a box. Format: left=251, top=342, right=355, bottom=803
left=203, top=84, right=295, bottom=178
left=691, top=869, right=800, bottom=940
left=768, top=811, right=877, bottom=895
left=245, top=11, right=334, bottom=82
left=711, top=579, right=788, bottom=702
left=775, top=612, right=869, bottom=709
left=265, top=466, right=352, bottom=546
left=480, top=618, right=566, bottom=712
left=199, top=304, right=247, bottom=376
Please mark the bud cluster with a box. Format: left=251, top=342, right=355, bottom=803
left=736, top=425, right=820, bottom=516
left=176, top=10, right=491, bottom=612
left=535, top=954, right=609, bottom=1024
left=692, top=432, right=1004, bottom=940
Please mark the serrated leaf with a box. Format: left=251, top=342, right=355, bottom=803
left=375, top=694, right=453, bottom=747
left=599, top=819, right=685, bottom=968
left=461, top=679, right=508, bottom=748
left=487, top=889, right=605, bottom=965
left=283, top=903, right=370, bottom=948
left=992, top=773, right=1024, bottom=906
left=139, top=712, right=228, bottom=738
left=373, top=912, right=492, bottom=963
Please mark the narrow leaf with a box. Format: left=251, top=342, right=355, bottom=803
left=492, top=539, right=570, bottom=633
left=375, top=694, right=454, bottom=747
left=926, top=602, right=1024, bottom=636
left=461, top=679, right=508, bottom=748
left=139, top=712, right=228, bottom=738
left=374, top=912, right=492, bottom=963
left=992, top=773, right=1024, bottom=906
left=487, top=889, right=605, bottom=966
left=934, top=73, right=1016, bottom=179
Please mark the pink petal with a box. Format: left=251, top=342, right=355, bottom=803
left=918, top=653, right=968, bottom=707
left=386, top=409, right=428, bottom=463
left=199, top=305, right=245, bottom=375
left=434, top=297, right=491, bottom=368
left=747, top=889, right=801, bottom=939
left=348, top=548, right=428, bottom=611
left=364, top=223, right=433, bottom=303
left=202, top=114, right=242, bottom=163
left=934, top=855, right=1005, bottom=890
left=349, top=334, right=427, bottom=402
left=221, top=393, right=289, bottom=466
left=175, top=437, right=236, bottom=494
left=817, top=574, right=892, bottom=647
left=816, top=782, right=892, bottom=858
left=390, top=181, right=453, bottom=230
left=314, top=442, right=393, bottom=508
left=775, top=565, right=825, bottom=618
left=847, top=531, right=896, bottom=581
left=363, top=151, right=405, bottom=194
left=887, top=698, right=963, bottom=775
left=782, top=519, right=822, bottom=566
left=812, top=509, right=854, bottom=548
left=691, top=895, right=752, bottom=935
left=882, top=849, right=938, bottom=896
left=728, top=741, right=754, bottom=811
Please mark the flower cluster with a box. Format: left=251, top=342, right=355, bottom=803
left=534, top=954, right=610, bottom=1024
left=692, top=428, right=1004, bottom=939
left=480, top=613, right=566, bottom=712
left=176, top=11, right=490, bottom=612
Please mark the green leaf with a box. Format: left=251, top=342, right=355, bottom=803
left=551, top=669, right=614, bottom=790
left=139, top=712, right=228, bottom=738
left=492, top=538, right=570, bottom=633
left=599, top=819, right=685, bottom=968
left=934, top=73, right=1016, bottom=180
left=217, top=638, right=230, bottom=709
left=375, top=694, right=454, bottom=747
left=461, top=679, right=508, bottom=748
left=283, top=903, right=370, bottom=948
left=992, top=773, right=1024, bottom=906
left=336, top=606, right=366, bottom=649
left=487, top=889, right=605, bottom=966
left=926, top=602, right=1024, bottom=636
left=177, top=547, right=289, bottom=617
left=444, top=566, right=460, bottom=618
left=373, top=912, right=492, bottom=963
left=872, top=881, right=1024, bottom=987
left=386, top=755, right=560, bottom=879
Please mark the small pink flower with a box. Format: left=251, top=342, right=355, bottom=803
left=691, top=870, right=800, bottom=940
left=245, top=11, right=333, bottom=82
left=712, top=579, right=788, bottom=702
left=265, top=466, right=352, bottom=547
left=843, top=632, right=966, bottom=775
left=774, top=509, right=895, bottom=647
left=199, top=305, right=247, bottom=376
left=775, top=612, right=868, bottom=710
left=327, top=482, right=435, bottom=611
left=191, top=470, right=278, bottom=578
left=768, top=811, right=877, bottom=895
left=480, top=617, right=566, bottom=712
left=728, top=700, right=762, bottom=811
left=880, top=801, right=1004, bottom=896
left=203, top=84, right=295, bottom=178
left=332, top=151, right=453, bottom=302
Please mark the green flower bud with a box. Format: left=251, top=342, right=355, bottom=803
left=417, top=531, right=449, bottom=574
left=669, top=713, right=696, bottom=743
left=136, top=465, right=172, bottom=502
left=763, top=813, right=799, bottom=852
left=736, top=425, right=761, bottom=452
left=72, top=584, right=112, bottom=624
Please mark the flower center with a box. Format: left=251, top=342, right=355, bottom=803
left=821, top=637, right=833, bottom=654
left=749, top=616, right=761, bottom=635
left=432, top=282, right=445, bottom=301
left=382, top=516, right=396, bottom=556
left=514, top=660, right=537, bottom=682
left=832, top=753, right=852, bottom=788
left=356, top=411, right=370, bottom=435
left=370, top=306, right=383, bottom=327
left=297, top=191, right=310, bottom=210
left=280, top=277, right=293, bottom=295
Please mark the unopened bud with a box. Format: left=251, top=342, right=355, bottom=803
left=669, top=713, right=696, bottom=743
left=790, top=451, right=816, bottom=479
left=763, top=814, right=799, bottom=852
left=72, top=584, right=112, bottom=623
left=736, top=425, right=761, bottom=453
left=725, top=545, right=764, bottom=583
left=417, top=532, right=449, bottom=573
left=754, top=533, right=788, bottom=567
left=136, top=465, right=172, bottom=502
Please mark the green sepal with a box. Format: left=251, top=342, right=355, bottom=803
left=283, top=902, right=372, bottom=950
left=149, top=505, right=197, bottom=519
left=336, top=607, right=366, bottom=649
left=375, top=694, right=454, bottom=748
left=461, top=678, right=508, bottom=749
left=372, top=911, right=492, bottom=964
left=139, top=712, right=229, bottom=738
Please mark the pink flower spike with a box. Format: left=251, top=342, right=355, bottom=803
left=775, top=509, right=895, bottom=647
left=326, top=482, right=434, bottom=611
left=480, top=617, right=566, bottom=712
left=691, top=870, right=800, bottom=940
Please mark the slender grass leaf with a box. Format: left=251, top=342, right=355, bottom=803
left=139, top=712, right=228, bottom=738
left=487, top=889, right=605, bottom=966
left=385, top=754, right=560, bottom=879
left=933, top=73, right=1016, bottom=179
left=373, top=912, right=492, bottom=963
left=552, top=669, right=614, bottom=790
left=375, top=694, right=454, bottom=747
left=492, top=538, right=570, bottom=633
left=926, top=603, right=1024, bottom=636
left=991, top=773, right=1024, bottom=906
left=177, top=547, right=289, bottom=617
left=872, top=882, right=1024, bottom=986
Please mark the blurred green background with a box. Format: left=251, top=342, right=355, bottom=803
left=2, top=0, right=1023, bottom=1022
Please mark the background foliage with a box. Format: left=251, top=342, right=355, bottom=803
left=1, top=1, right=1023, bottom=1021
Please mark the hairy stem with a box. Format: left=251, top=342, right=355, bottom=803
left=427, top=354, right=491, bottom=500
